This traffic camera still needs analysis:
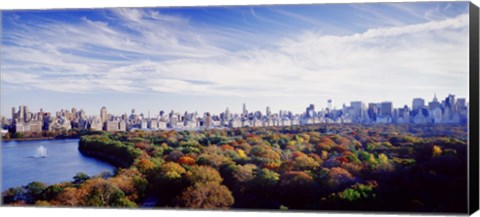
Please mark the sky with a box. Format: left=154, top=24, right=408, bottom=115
left=0, top=1, right=471, bottom=117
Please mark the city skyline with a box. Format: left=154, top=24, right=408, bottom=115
left=1, top=2, right=470, bottom=117
left=5, top=92, right=468, bottom=118
left=4, top=92, right=468, bottom=135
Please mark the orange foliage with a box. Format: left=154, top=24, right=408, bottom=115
left=134, top=158, right=156, bottom=174
left=320, top=137, right=336, bottom=146
left=178, top=156, right=196, bottom=165
left=264, top=162, right=280, bottom=170
left=221, top=144, right=234, bottom=151
left=292, top=151, right=307, bottom=159
left=432, top=145, right=443, bottom=157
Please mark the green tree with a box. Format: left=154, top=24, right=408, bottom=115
left=82, top=178, right=136, bottom=207
left=42, top=184, right=64, bottom=201
left=73, top=172, right=90, bottom=185
left=186, top=165, right=223, bottom=185
left=2, top=187, right=26, bottom=203
left=25, top=181, right=47, bottom=204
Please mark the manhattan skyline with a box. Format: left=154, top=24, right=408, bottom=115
left=1, top=2, right=470, bottom=117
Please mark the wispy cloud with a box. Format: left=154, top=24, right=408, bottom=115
left=1, top=4, right=469, bottom=108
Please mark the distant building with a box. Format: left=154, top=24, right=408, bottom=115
left=89, top=117, right=103, bottom=131
left=119, top=121, right=127, bottom=132
left=412, top=98, right=425, bottom=111
left=100, top=106, right=108, bottom=124
left=380, top=102, right=393, bottom=117
left=350, top=101, right=364, bottom=123
left=106, top=120, right=120, bottom=132
left=229, top=118, right=242, bottom=128
left=141, top=119, right=148, bottom=129
left=204, top=113, right=213, bottom=128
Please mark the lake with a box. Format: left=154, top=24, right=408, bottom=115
left=1, top=138, right=115, bottom=191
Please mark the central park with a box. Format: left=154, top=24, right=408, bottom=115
left=2, top=124, right=468, bottom=213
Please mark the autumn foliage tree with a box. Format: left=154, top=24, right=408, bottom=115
left=179, top=182, right=234, bottom=209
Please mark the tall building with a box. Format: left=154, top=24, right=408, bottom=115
left=19, top=105, right=25, bottom=121
left=204, top=112, right=212, bottom=128
left=100, top=106, right=108, bottom=123
left=350, top=101, right=364, bottom=122
left=24, top=105, right=31, bottom=122
left=242, top=103, right=247, bottom=116
left=380, top=102, right=393, bottom=117
left=327, top=99, right=334, bottom=111
left=225, top=107, right=231, bottom=121
left=457, top=98, right=466, bottom=108
left=428, top=94, right=441, bottom=110
left=445, top=94, right=456, bottom=109
left=412, top=98, right=425, bottom=111
left=266, top=106, right=271, bottom=117
left=306, top=104, right=315, bottom=118
left=11, top=107, right=16, bottom=120
left=71, top=107, right=78, bottom=120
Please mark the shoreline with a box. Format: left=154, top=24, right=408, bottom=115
left=2, top=137, right=80, bottom=142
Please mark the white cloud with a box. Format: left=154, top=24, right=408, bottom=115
left=1, top=8, right=469, bottom=107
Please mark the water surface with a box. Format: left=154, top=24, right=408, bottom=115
left=2, top=139, right=115, bottom=191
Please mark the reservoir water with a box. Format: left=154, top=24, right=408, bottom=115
left=1, top=138, right=115, bottom=191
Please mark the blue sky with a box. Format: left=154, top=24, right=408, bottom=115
left=1, top=2, right=470, bottom=117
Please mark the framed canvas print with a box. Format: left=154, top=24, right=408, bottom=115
left=1, top=0, right=479, bottom=216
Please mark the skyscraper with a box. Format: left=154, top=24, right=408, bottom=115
left=412, top=98, right=425, bottom=111
left=327, top=99, right=334, bottom=111
left=242, top=103, right=247, bottom=116
left=350, top=101, right=364, bottom=121
left=306, top=104, right=315, bottom=118
left=225, top=107, right=231, bottom=121
left=100, top=106, right=108, bottom=123
left=380, top=102, right=393, bottom=117
left=71, top=107, right=78, bottom=120
left=428, top=94, right=441, bottom=110
left=445, top=94, right=456, bottom=109
left=11, top=107, right=16, bottom=120
left=19, top=105, right=24, bottom=122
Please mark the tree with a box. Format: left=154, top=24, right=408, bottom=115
left=196, top=152, right=230, bottom=169
left=25, top=181, right=47, bottom=204
left=334, top=181, right=378, bottom=201
left=166, top=150, right=184, bottom=162
left=179, top=182, right=234, bottom=208
left=186, top=165, right=223, bottom=185
left=252, top=168, right=279, bottom=190
left=73, top=172, right=90, bottom=185
left=374, top=153, right=394, bottom=172
left=222, top=163, right=257, bottom=193
left=278, top=171, right=317, bottom=208
left=110, top=168, right=147, bottom=202
left=42, top=184, right=64, bottom=201
left=250, top=144, right=281, bottom=169
left=293, top=155, right=320, bottom=170
left=54, top=187, right=84, bottom=206
left=326, top=167, right=355, bottom=191
left=432, top=145, right=443, bottom=157
left=2, top=187, right=26, bottom=203
left=237, top=149, right=247, bottom=159
left=232, top=164, right=256, bottom=184
left=81, top=178, right=136, bottom=207
left=279, top=171, right=314, bottom=187
left=158, top=162, right=187, bottom=181
left=134, top=158, right=157, bottom=174
left=178, top=156, right=196, bottom=166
